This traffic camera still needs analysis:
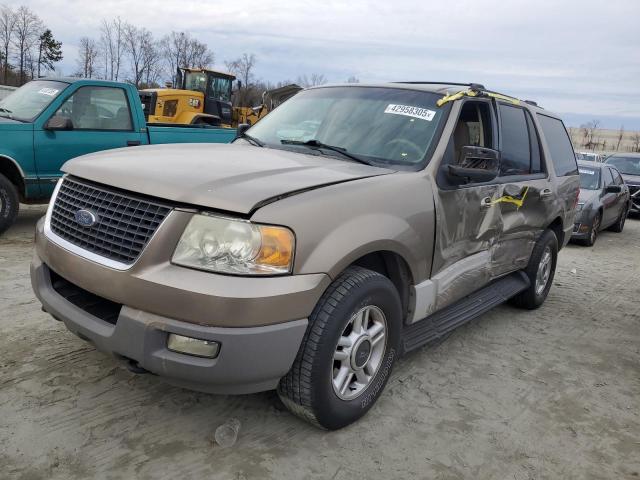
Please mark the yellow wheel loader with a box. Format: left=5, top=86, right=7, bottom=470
left=139, top=67, right=301, bottom=128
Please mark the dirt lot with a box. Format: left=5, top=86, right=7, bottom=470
left=1, top=205, right=639, bottom=480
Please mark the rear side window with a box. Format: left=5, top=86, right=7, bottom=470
left=498, top=104, right=544, bottom=176
left=611, top=168, right=624, bottom=185
left=537, top=114, right=578, bottom=176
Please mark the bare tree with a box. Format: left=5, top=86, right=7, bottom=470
left=616, top=125, right=625, bottom=151
left=124, top=24, right=156, bottom=88
left=99, top=17, right=124, bottom=81
left=12, top=6, right=42, bottom=85
left=0, top=4, right=16, bottom=84
left=225, top=53, right=256, bottom=88
left=346, top=76, right=360, bottom=83
left=296, top=73, right=327, bottom=87
left=580, top=119, right=601, bottom=149
left=76, top=36, right=99, bottom=78
left=632, top=132, right=640, bottom=153
left=160, top=31, right=213, bottom=86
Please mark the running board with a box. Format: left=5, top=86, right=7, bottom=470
left=402, top=271, right=530, bottom=354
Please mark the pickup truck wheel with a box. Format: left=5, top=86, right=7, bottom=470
left=510, top=229, right=558, bottom=310
left=0, top=173, right=19, bottom=234
left=278, top=266, right=401, bottom=430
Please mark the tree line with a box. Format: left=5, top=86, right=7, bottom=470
left=0, top=4, right=63, bottom=86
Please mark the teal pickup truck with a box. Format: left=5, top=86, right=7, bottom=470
left=0, top=78, right=236, bottom=233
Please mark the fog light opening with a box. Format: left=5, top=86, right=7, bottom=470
left=167, top=334, right=220, bottom=359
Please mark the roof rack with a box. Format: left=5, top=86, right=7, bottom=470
left=393, top=81, right=486, bottom=90
left=523, top=100, right=538, bottom=106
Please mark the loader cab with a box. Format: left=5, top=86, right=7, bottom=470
left=179, top=68, right=235, bottom=126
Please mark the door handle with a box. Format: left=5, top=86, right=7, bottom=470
left=127, top=140, right=141, bottom=146
left=540, top=188, right=553, bottom=198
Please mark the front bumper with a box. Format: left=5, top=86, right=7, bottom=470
left=31, top=215, right=331, bottom=394
left=32, top=257, right=309, bottom=394
left=571, top=221, right=591, bottom=240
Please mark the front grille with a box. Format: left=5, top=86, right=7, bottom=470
left=50, top=177, right=171, bottom=264
left=628, top=185, right=640, bottom=210
left=50, top=269, right=122, bottom=325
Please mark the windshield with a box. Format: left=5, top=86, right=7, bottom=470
left=0, top=80, right=68, bottom=122
left=184, top=72, right=207, bottom=94
left=606, top=156, right=640, bottom=175
left=246, top=86, right=449, bottom=167
left=579, top=166, right=600, bottom=189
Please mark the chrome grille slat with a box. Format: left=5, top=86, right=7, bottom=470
left=50, top=177, right=172, bottom=264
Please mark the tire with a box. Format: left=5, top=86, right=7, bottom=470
left=0, top=173, right=19, bottom=235
left=510, top=229, right=558, bottom=310
left=278, top=266, right=402, bottom=430
left=583, top=212, right=601, bottom=247
left=608, top=204, right=628, bottom=233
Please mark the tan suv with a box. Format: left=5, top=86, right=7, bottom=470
left=31, top=82, right=579, bottom=429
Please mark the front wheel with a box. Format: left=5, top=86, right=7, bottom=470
left=278, top=266, right=401, bottom=430
left=510, top=229, right=558, bottom=310
left=0, top=173, right=19, bottom=235
left=584, top=212, right=601, bottom=246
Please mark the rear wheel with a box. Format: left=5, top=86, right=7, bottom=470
left=0, top=173, right=19, bottom=235
left=608, top=204, right=628, bottom=233
left=278, top=266, right=401, bottom=430
left=510, top=229, right=558, bottom=310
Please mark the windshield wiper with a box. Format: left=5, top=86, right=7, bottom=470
left=280, top=139, right=371, bottom=166
left=237, top=131, right=264, bottom=147
left=0, top=107, right=11, bottom=113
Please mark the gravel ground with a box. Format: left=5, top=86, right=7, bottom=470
left=1, top=205, right=639, bottom=480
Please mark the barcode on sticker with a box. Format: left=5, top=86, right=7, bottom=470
left=38, top=88, right=59, bottom=96
left=384, top=104, right=436, bottom=121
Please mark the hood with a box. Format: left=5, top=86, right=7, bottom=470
left=63, top=143, right=394, bottom=214
left=0, top=117, right=33, bottom=130
left=578, top=188, right=600, bottom=205
left=621, top=173, right=640, bottom=186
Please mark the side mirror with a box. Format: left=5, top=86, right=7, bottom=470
left=448, top=146, right=500, bottom=183
left=44, top=115, right=73, bottom=131
left=605, top=184, right=622, bottom=193
left=236, top=123, right=251, bottom=136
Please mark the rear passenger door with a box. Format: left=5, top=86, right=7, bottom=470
left=601, top=167, right=620, bottom=226
left=491, top=103, right=553, bottom=277
left=34, top=85, right=143, bottom=195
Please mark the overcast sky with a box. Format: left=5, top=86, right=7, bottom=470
left=16, top=0, right=640, bottom=128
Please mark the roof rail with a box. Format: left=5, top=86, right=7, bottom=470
left=523, top=99, right=538, bottom=106
left=393, top=81, right=486, bottom=90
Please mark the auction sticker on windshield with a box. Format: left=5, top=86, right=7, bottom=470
left=384, top=104, right=436, bottom=121
left=38, top=88, right=59, bottom=96
left=579, top=168, right=595, bottom=175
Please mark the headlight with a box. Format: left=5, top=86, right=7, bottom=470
left=172, top=214, right=294, bottom=275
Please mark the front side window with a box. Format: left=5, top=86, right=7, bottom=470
left=0, top=80, right=68, bottom=122
left=246, top=86, right=449, bottom=167
left=54, top=86, right=132, bottom=130
left=602, top=167, right=614, bottom=186
left=578, top=166, right=600, bottom=190
left=611, top=168, right=624, bottom=185
left=537, top=114, right=578, bottom=176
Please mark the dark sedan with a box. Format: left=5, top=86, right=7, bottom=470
left=605, top=153, right=640, bottom=215
left=572, top=160, right=630, bottom=246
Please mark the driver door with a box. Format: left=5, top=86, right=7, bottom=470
left=34, top=85, right=143, bottom=196
left=430, top=98, right=502, bottom=312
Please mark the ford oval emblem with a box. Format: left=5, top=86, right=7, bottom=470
left=74, top=209, right=99, bottom=227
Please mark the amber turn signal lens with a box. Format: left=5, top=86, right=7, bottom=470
left=256, top=226, right=294, bottom=270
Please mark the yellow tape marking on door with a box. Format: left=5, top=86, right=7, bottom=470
left=490, top=186, right=529, bottom=209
